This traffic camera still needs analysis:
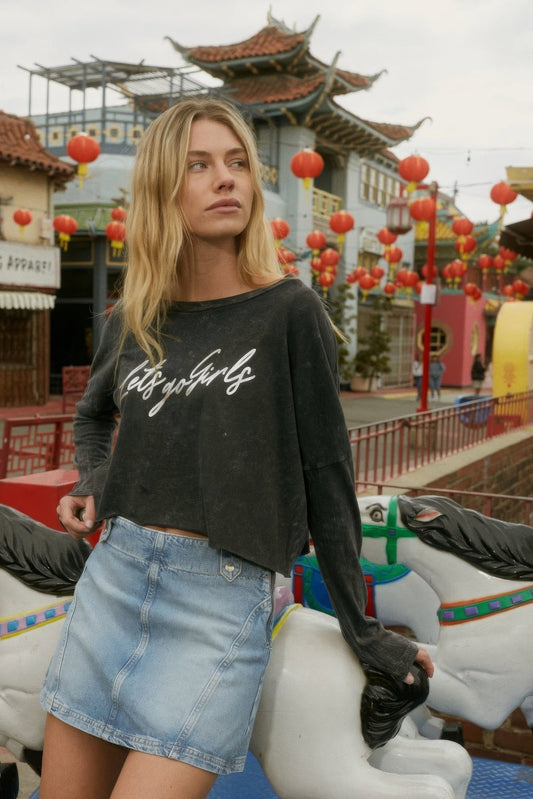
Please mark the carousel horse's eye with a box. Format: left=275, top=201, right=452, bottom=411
left=368, top=504, right=386, bottom=523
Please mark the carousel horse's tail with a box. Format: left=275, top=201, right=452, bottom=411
left=361, top=662, right=429, bottom=748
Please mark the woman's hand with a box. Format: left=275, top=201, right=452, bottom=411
left=403, top=646, right=435, bottom=684
left=57, top=494, right=98, bottom=540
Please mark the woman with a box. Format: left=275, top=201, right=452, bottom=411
left=429, top=355, right=445, bottom=399
left=40, top=99, right=433, bottom=799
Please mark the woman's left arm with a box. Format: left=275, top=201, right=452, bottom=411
left=288, top=287, right=431, bottom=681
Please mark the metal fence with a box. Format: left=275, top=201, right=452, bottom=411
left=1, top=391, right=532, bottom=482
left=349, top=390, right=533, bottom=489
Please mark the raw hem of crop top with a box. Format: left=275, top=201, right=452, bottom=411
left=167, top=275, right=292, bottom=312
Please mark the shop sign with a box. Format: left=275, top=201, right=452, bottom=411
left=0, top=241, right=60, bottom=289
left=360, top=229, right=383, bottom=256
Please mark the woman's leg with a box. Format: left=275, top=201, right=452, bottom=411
left=110, top=751, right=217, bottom=799
left=40, top=714, right=128, bottom=799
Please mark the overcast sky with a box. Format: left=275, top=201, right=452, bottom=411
left=2, top=0, right=532, bottom=225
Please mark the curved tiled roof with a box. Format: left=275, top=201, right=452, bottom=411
left=0, top=111, right=74, bottom=188
left=178, top=25, right=305, bottom=64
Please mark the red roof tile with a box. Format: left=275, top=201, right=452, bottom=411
left=0, top=111, right=74, bottom=187
left=226, top=73, right=325, bottom=105
left=183, top=25, right=305, bottom=64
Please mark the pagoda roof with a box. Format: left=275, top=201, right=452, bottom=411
left=0, top=110, right=74, bottom=188
left=167, top=15, right=377, bottom=94
left=168, top=14, right=425, bottom=156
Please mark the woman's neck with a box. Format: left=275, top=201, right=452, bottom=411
left=173, top=239, right=247, bottom=301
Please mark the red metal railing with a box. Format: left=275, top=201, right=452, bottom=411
left=1, top=391, right=532, bottom=482
left=349, top=390, right=533, bottom=490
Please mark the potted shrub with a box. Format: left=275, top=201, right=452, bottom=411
left=350, top=309, right=392, bottom=392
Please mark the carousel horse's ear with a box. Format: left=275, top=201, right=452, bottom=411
left=360, top=663, right=429, bottom=749
left=413, top=509, right=442, bottom=523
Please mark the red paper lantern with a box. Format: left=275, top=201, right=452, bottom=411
left=441, top=263, right=454, bottom=285
left=66, top=133, right=100, bottom=187
left=454, top=234, right=477, bottom=259
left=383, top=282, right=396, bottom=296
left=490, top=181, right=518, bottom=208
left=53, top=214, right=78, bottom=250
left=111, top=206, right=127, bottom=223
left=451, top=217, right=474, bottom=237
left=384, top=246, right=403, bottom=264
left=464, top=282, right=478, bottom=296
left=277, top=246, right=296, bottom=265
left=449, top=259, right=466, bottom=285
left=346, top=271, right=359, bottom=284
left=370, top=265, right=385, bottom=281
left=318, top=270, right=335, bottom=294
left=493, top=255, right=506, bottom=273
left=398, top=155, right=430, bottom=192
left=499, top=246, right=518, bottom=267
left=377, top=228, right=397, bottom=246
left=329, top=210, right=354, bottom=252
left=306, top=230, right=327, bottom=255
left=320, top=248, right=340, bottom=269
left=311, top=256, right=323, bottom=273
left=358, top=273, right=377, bottom=300
left=512, top=280, right=529, bottom=299
left=477, top=254, right=493, bottom=271
left=270, top=218, right=290, bottom=246
left=290, top=149, right=324, bottom=193
left=283, top=263, right=300, bottom=276
left=421, top=263, right=438, bottom=279
left=402, top=270, right=419, bottom=294
left=13, top=208, right=32, bottom=234
left=502, top=284, right=515, bottom=299
left=106, top=221, right=127, bottom=256
left=409, top=196, right=436, bottom=222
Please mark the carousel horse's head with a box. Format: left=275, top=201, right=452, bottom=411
left=397, top=495, right=533, bottom=580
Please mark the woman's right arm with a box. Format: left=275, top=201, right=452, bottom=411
left=58, top=312, right=122, bottom=538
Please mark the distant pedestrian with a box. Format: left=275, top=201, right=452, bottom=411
left=471, top=353, right=486, bottom=395
left=412, top=353, right=423, bottom=400
left=429, top=355, right=445, bottom=399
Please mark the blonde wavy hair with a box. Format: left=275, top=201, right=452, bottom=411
left=121, top=98, right=282, bottom=362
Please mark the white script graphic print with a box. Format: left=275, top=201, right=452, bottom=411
left=119, top=348, right=257, bottom=417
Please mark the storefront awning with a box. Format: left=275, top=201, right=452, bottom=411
left=0, top=291, right=56, bottom=310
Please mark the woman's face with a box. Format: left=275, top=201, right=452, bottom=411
left=181, top=118, right=254, bottom=245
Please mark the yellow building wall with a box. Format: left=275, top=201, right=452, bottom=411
left=0, top=164, right=53, bottom=245
left=492, top=301, right=533, bottom=393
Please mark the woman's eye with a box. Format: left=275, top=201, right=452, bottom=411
left=230, top=159, right=247, bottom=169
left=189, top=161, right=206, bottom=170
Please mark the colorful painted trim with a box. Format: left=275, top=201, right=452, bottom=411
left=438, top=584, right=533, bottom=625
left=272, top=603, right=302, bottom=640
left=0, top=599, right=72, bottom=640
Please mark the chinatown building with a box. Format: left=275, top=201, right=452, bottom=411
left=26, top=13, right=429, bottom=390
left=0, top=111, right=74, bottom=405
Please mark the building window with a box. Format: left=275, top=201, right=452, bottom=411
left=360, top=165, right=401, bottom=208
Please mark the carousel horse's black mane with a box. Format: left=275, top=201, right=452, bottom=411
left=0, top=504, right=91, bottom=595
left=398, top=495, right=533, bottom=581
left=361, top=662, right=429, bottom=749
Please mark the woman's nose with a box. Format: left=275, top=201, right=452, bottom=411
left=214, top=163, right=235, bottom=191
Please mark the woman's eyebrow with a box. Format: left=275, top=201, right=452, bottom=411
left=187, top=147, right=247, bottom=158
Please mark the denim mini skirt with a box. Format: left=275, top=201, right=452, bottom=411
left=41, top=516, right=275, bottom=775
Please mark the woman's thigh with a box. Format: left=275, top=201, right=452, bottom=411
left=111, top=750, right=217, bottom=799
left=40, top=714, right=128, bottom=799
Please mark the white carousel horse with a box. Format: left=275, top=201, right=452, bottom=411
left=359, top=494, right=533, bottom=730
left=0, top=505, right=472, bottom=798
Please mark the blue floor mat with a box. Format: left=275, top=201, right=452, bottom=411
left=466, top=757, right=533, bottom=798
